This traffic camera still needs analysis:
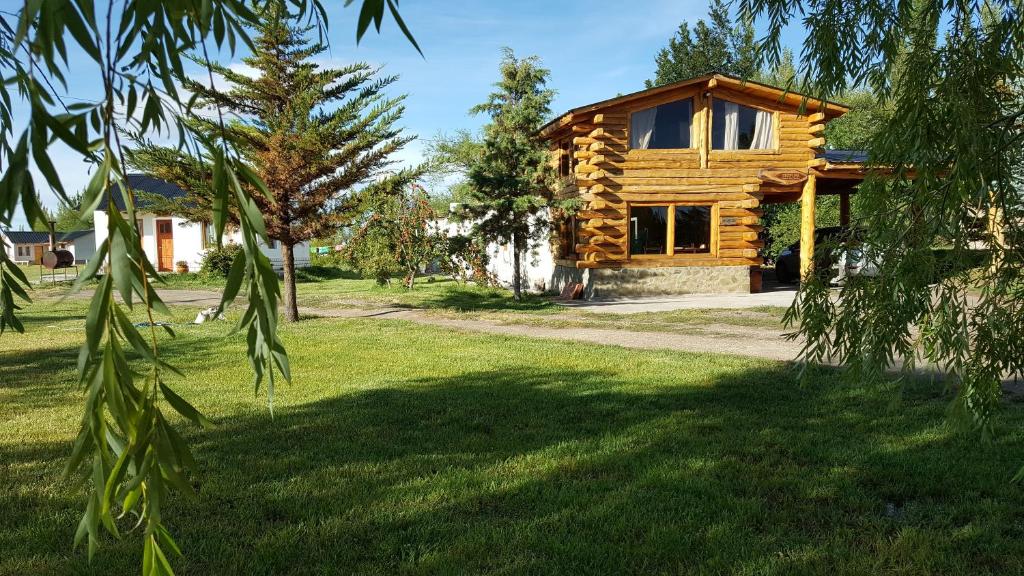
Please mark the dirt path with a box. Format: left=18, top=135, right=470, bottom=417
left=92, top=289, right=803, bottom=361
left=299, top=306, right=804, bottom=362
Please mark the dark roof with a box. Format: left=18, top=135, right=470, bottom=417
left=98, top=173, right=187, bottom=211
left=539, top=72, right=851, bottom=137
left=2, top=229, right=94, bottom=244
left=819, top=149, right=868, bottom=163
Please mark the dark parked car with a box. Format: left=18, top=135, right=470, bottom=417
left=775, top=227, right=878, bottom=284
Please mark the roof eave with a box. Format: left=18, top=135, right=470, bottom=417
left=539, top=72, right=850, bottom=140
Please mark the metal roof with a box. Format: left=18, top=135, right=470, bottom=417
left=818, top=149, right=869, bottom=164
left=98, top=173, right=188, bottom=211
left=2, top=229, right=93, bottom=244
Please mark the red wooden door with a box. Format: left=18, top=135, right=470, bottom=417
left=156, top=220, right=174, bottom=272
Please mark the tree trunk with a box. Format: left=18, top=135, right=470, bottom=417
left=511, top=231, right=522, bottom=301
left=281, top=242, right=299, bottom=322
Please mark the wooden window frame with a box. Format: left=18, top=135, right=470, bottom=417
left=625, top=94, right=698, bottom=153
left=707, top=94, right=781, bottom=155
left=201, top=222, right=216, bottom=250
left=627, top=201, right=719, bottom=260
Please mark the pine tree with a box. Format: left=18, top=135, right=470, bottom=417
left=464, top=48, right=557, bottom=300
left=646, top=0, right=759, bottom=88
left=165, top=5, right=411, bottom=321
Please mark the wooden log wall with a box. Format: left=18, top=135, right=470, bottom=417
left=551, top=85, right=828, bottom=269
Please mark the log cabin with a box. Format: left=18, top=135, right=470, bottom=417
left=539, top=72, right=866, bottom=297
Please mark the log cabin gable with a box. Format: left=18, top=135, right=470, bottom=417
left=541, top=74, right=853, bottom=270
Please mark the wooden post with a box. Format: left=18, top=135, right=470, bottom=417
left=988, top=192, right=1005, bottom=273
left=839, top=191, right=850, bottom=228
left=800, top=174, right=817, bottom=281
left=697, top=94, right=709, bottom=169
left=666, top=205, right=676, bottom=256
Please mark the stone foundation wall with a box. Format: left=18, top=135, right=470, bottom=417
left=552, top=264, right=752, bottom=298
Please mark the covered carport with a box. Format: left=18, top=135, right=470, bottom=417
left=759, top=150, right=868, bottom=279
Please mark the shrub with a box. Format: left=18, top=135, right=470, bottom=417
left=200, top=243, right=243, bottom=278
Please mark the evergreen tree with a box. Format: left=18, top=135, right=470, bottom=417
left=175, top=6, right=411, bottom=321
left=464, top=48, right=557, bottom=300
left=423, top=129, right=483, bottom=213
left=125, top=145, right=228, bottom=225
left=33, top=192, right=94, bottom=232
left=646, top=0, right=759, bottom=88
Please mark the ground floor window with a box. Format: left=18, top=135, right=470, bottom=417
left=630, top=204, right=713, bottom=257
left=674, top=206, right=712, bottom=254
left=630, top=206, right=669, bottom=254
left=556, top=215, right=579, bottom=259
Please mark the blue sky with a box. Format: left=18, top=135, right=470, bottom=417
left=8, top=0, right=809, bottom=230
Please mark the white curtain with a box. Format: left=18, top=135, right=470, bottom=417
left=630, top=107, right=657, bottom=149
left=750, top=109, right=773, bottom=149
left=722, top=102, right=739, bottom=150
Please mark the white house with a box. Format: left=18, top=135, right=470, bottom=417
left=437, top=209, right=555, bottom=293
left=1, top=228, right=96, bottom=265
left=94, top=174, right=311, bottom=273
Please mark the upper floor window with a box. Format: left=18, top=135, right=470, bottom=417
left=630, top=98, right=693, bottom=150
left=558, top=140, right=576, bottom=178
left=712, top=100, right=773, bottom=150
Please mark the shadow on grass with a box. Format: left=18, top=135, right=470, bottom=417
left=295, top=266, right=363, bottom=283
left=3, top=357, right=1023, bottom=575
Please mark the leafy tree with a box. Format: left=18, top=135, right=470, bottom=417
left=423, top=129, right=484, bottom=213
left=742, top=0, right=1024, bottom=442
left=464, top=48, right=557, bottom=300
left=34, top=192, right=95, bottom=232
left=346, top=180, right=443, bottom=289
left=824, top=89, right=891, bottom=151
left=0, top=1, right=414, bottom=573
left=761, top=197, right=842, bottom=260
left=646, top=0, right=759, bottom=88
left=757, top=47, right=798, bottom=87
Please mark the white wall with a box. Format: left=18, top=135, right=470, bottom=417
left=486, top=240, right=555, bottom=293
left=260, top=239, right=312, bottom=270
left=1, top=233, right=94, bottom=265
left=436, top=215, right=556, bottom=294
left=1, top=234, right=35, bottom=263
left=95, top=211, right=311, bottom=273
left=68, top=232, right=96, bottom=263
left=4, top=241, right=35, bottom=263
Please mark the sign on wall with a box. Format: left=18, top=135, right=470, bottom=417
left=757, top=169, right=808, bottom=186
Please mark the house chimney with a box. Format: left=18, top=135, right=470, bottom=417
left=47, top=220, right=57, bottom=251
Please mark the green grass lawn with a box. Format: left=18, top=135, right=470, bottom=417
left=292, top=267, right=557, bottom=313
left=2, top=297, right=1024, bottom=575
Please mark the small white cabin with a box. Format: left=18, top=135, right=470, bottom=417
left=1, top=229, right=95, bottom=265
left=94, top=174, right=310, bottom=273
